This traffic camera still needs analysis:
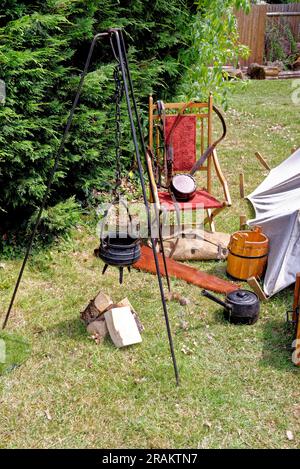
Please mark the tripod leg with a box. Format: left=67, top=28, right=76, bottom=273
left=1, top=32, right=110, bottom=330
left=119, top=267, right=124, bottom=285
left=113, top=30, right=179, bottom=385
left=102, top=264, right=109, bottom=275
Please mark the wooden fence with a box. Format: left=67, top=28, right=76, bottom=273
left=236, top=3, right=300, bottom=67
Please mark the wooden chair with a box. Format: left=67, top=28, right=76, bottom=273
left=147, top=94, right=231, bottom=232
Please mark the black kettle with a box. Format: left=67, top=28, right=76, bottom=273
left=202, top=289, right=260, bottom=325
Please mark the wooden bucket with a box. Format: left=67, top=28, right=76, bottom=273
left=227, top=226, right=269, bottom=281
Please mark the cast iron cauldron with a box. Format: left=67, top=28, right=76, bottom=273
left=99, top=232, right=141, bottom=267
left=202, top=289, right=260, bottom=325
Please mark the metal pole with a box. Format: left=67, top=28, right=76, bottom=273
left=2, top=32, right=109, bottom=330
left=118, top=30, right=171, bottom=294
left=112, top=30, right=180, bottom=386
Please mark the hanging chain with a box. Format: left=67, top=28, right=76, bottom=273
left=113, top=63, right=124, bottom=198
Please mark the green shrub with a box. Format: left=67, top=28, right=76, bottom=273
left=27, top=196, right=82, bottom=243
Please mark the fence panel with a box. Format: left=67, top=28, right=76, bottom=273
left=267, top=3, right=300, bottom=41
left=236, top=3, right=300, bottom=67
left=236, top=4, right=267, bottom=67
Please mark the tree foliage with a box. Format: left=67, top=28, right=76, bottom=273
left=180, top=0, right=251, bottom=105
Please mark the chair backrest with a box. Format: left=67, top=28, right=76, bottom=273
left=148, top=95, right=214, bottom=193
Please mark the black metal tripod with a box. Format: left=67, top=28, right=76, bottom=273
left=2, top=28, right=180, bottom=386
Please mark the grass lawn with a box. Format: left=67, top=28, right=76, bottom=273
left=0, top=80, right=300, bottom=449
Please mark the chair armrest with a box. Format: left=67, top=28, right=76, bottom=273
left=212, top=149, right=232, bottom=206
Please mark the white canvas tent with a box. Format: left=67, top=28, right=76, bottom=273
left=248, top=148, right=300, bottom=297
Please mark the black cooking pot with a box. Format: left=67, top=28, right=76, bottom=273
left=99, top=232, right=141, bottom=267
left=170, top=174, right=196, bottom=201
left=202, top=289, right=260, bottom=325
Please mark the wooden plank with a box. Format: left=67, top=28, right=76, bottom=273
left=133, top=246, right=239, bottom=294
left=247, top=276, right=268, bottom=302
left=152, top=102, right=208, bottom=110
left=267, top=12, right=300, bottom=17
left=152, top=113, right=209, bottom=120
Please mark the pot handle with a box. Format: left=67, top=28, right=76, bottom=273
left=201, top=290, right=232, bottom=311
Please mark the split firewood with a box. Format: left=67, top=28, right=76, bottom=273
left=104, top=306, right=142, bottom=348
left=80, top=291, right=113, bottom=325
left=292, top=57, right=300, bottom=72
left=116, top=297, right=144, bottom=332
left=94, top=292, right=113, bottom=315
left=87, top=316, right=108, bottom=344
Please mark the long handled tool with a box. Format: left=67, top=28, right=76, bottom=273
left=1, top=29, right=180, bottom=386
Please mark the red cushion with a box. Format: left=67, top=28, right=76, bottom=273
left=158, top=190, right=223, bottom=211
left=165, top=115, right=196, bottom=172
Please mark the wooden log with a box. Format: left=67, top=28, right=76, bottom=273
left=247, top=276, right=268, bottom=302
left=264, top=66, right=280, bottom=78
left=239, top=173, right=245, bottom=199
left=255, top=152, right=271, bottom=171
left=247, top=63, right=266, bottom=80
left=94, top=292, right=113, bottom=315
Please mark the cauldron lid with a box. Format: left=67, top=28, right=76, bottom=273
left=227, top=289, right=259, bottom=306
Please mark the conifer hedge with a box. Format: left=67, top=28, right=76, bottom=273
left=0, top=0, right=195, bottom=236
